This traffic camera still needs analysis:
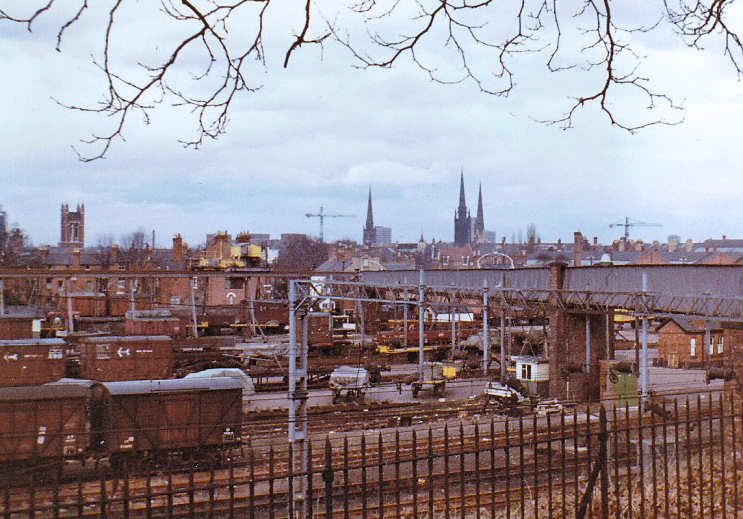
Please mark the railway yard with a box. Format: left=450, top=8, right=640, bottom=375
left=2, top=267, right=743, bottom=518
left=0, top=320, right=735, bottom=519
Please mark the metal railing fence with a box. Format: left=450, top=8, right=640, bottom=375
left=2, top=390, right=741, bottom=519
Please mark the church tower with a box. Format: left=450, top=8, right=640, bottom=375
left=362, top=187, right=376, bottom=246
left=59, top=203, right=85, bottom=248
left=454, top=172, right=471, bottom=247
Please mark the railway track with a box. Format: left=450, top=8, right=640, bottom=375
left=3, top=399, right=727, bottom=518
left=244, top=395, right=492, bottom=438
left=3, top=392, right=721, bottom=491
left=4, top=431, right=729, bottom=519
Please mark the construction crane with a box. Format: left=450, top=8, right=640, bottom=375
left=305, top=206, right=354, bottom=242
left=609, top=217, right=662, bottom=240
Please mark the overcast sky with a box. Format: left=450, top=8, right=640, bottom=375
left=2, top=2, right=743, bottom=249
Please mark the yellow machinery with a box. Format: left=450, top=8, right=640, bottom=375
left=411, top=362, right=451, bottom=397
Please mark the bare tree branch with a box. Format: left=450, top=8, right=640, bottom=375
left=1, top=0, right=739, bottom=158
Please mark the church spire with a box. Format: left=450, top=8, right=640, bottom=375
left=365, top=187, right=374, bottom=230
left=363, top=187, right=376, bottom=246
left=475, top=182, right=484, bottom=236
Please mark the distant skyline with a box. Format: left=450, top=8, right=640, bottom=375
left=2, top=4, right=742, bottom=248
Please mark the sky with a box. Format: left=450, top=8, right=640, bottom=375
left=2, top=1, right=743, bottom=249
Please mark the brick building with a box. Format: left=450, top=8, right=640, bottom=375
left=656, top=317, right=741, bottom=368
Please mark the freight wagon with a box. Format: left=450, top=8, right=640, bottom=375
left=0, top=383, right=98, bottom=473
left=76, top=335, right=173, bottom=381
left=123, top=309, right=183, bottom=337
left=0, top=316, right=43, bottom=340
left=0, top=377, right=243, bottom=477
left=238, top=300, right=290, bottom=335
left=103, top=378, right=243, bottom=469
left=0, top=338, right=69, bottom=386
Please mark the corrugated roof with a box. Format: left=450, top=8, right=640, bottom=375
left=0, top=338, right=66, bottom=346
left=0, top=384, right=89, bottom=401
left=78, top=335, right=172, bottom=343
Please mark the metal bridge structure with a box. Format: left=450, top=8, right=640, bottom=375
left=4, top=263, right=743, bottom=321
left=356, top=264, right=743, bottom=321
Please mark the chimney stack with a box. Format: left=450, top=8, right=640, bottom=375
left=72, top=248, right=81, bottom=269
left=215, top=231, right=228, bottom=262
left=573, top=231, right=583, bottom=267
left=173, top=234, right=183, bottom=263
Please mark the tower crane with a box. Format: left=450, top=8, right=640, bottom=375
left=305, top=206, right=354, bottom=242
left=609, top=217, right=662, bottom=240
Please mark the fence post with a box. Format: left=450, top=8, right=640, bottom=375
left=599, top=405, right=609, bottom=519
left=324, top=436, right=334, bottom=519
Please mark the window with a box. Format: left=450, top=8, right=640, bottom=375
left=690, top=338, right=696, bottom=357
left=520, top=363, right=532, bottom=380
left=718, top=336, right=724, bottom=354
left=57, top=280, right=64, bottom=295
left=709, top=338, right=714, bottom=355
left=462, top=256, right=469, bottom=266
left=442, top=256, right=449, bottom=266
left=86, top=280, right=94, bottom=292
left=225, top=278, right=244, bottom=290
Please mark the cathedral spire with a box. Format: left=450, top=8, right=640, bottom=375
left=475, top=183, right=484, bottom=236
left=454, top=170, right=472, bottom=247
left=457, top=170, right=467, bottom=218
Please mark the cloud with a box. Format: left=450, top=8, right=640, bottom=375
left=341, top=161, right=446, bottom=187
left=2, top=2, right=743, bottom=247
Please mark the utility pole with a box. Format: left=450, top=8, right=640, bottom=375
left=288, top=280, right=309, bottom=518
left=66, top=279, right=74, bottom=333
left=403, top=287, right=408, bottom=349
left=640, top=272, right=648, bottom=405
left=418, top=269, right=425, bottom=383
left=482, top=280, right=489, bottom=374
left=190, top=276, right=198, bottom=338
